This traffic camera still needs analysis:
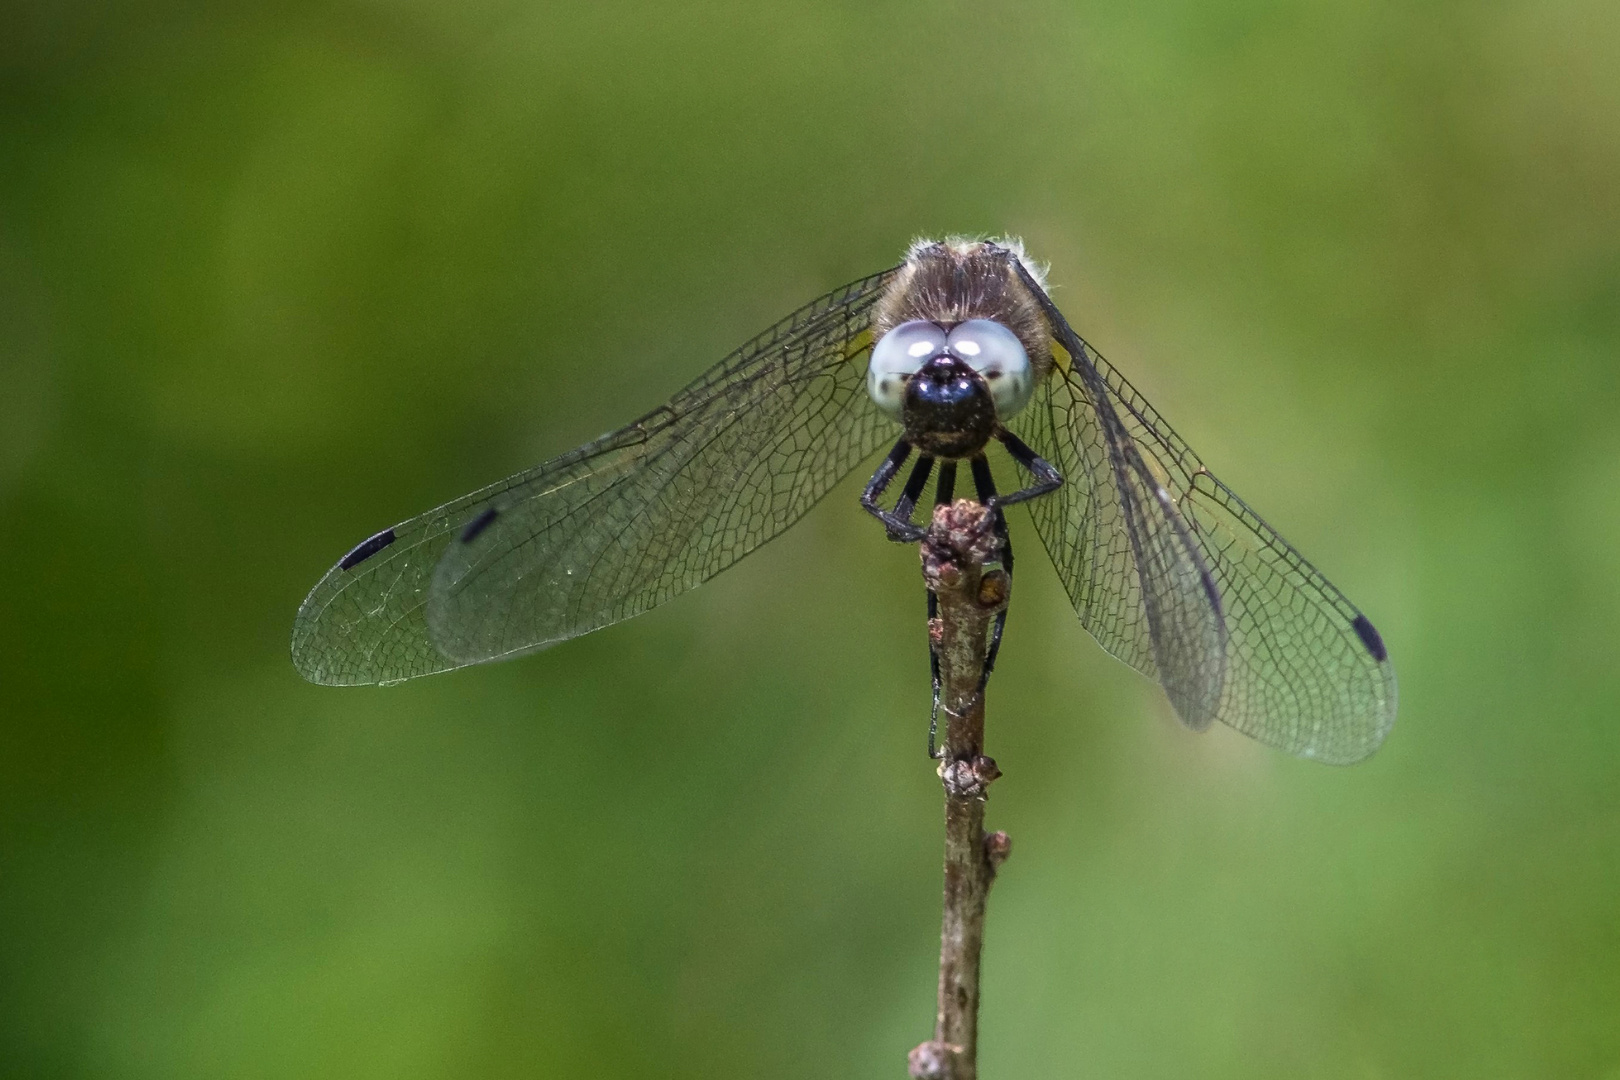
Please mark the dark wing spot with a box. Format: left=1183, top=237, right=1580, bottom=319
left=1351, top=614, right=1387, bottom=662
left=461, top=506, right=499, bottom=543
left=339, top=528, right=396, bottom=570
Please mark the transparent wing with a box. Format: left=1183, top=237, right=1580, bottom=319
left=1009, top=337, right=1228, bottom=734
left=1010, top=277, right=1396, bottom=764
left=292, top=268, right=897, bottom=685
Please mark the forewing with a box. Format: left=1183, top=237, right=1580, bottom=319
left=292, top=268, right=896, bottom=685
left=1011, top=278, right=1396, bottom=763
left=425, top=269, right=896, bottom=669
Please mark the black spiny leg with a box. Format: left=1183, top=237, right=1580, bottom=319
left=988, top=429, right=1063, bottom=509
left=925, top=461, right=957, bottom=759
left=935, top=460, right=957, bottom=506
left=861, top=439, right=931, bottom=542
left=970, top=456, right=1013, bottom=700
left=963, top=433, right=1062, bottom=702
left=892, top=455, right=936, bottom=538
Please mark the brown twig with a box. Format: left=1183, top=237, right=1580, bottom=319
left=908, top=500, right=1013, bottom=1080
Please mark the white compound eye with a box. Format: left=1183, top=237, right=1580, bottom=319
left=948, top=319, right=1034, bottom=418
left=868, top=320, right=947, bottom=419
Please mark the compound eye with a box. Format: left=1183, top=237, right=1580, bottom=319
left=868, top=320, right=947, bottom=419
left=948, top=319, right=1034, bottom=418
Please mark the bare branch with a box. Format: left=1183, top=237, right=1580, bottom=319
left=908, top=499, right=1011, bottom=1080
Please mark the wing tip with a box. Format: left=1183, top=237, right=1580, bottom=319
left=290, top=598, right=389, bottom=687
left=289, top=633, right=366, bottom=687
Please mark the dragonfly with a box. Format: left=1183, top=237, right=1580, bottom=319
left=292, top=238, right=1396, bottom=764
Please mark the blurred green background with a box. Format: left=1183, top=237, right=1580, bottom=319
left=3, top=1, right=1618, bottom=1077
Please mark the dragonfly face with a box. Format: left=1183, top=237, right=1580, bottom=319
left=869, top=317, right=1037, bottom=459
left=292, top=236, right=1397, bottom=765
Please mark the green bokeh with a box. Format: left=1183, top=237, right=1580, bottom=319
left=3, top=2, right=1618, bottom=1077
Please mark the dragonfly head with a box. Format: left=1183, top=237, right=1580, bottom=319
left=869, top=317, right=1032, bottom=459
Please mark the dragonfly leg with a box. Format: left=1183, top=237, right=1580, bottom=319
left=925, top=461, right=957, bottom=760
left=927, top=587, right=944, bottom=759
left=989, top=429, right=1063, bottom=508
left=935, top=459, right=957, bottom=506
left=891, top=455, right=936, bottom=538
left=970, top=456, right=1013, bottom=699
left=860, top=439, right=932, bottom=542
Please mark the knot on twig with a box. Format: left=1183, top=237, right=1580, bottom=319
left=984, top=830, right=1013, bottom=874
left=921, top=500, right=1003, bottom=602
left=938, top=754, right=1001, bottom=800
left=976, top=568, right=1009, bottom=610
left=907, top=1040, right=961, bottom=1080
